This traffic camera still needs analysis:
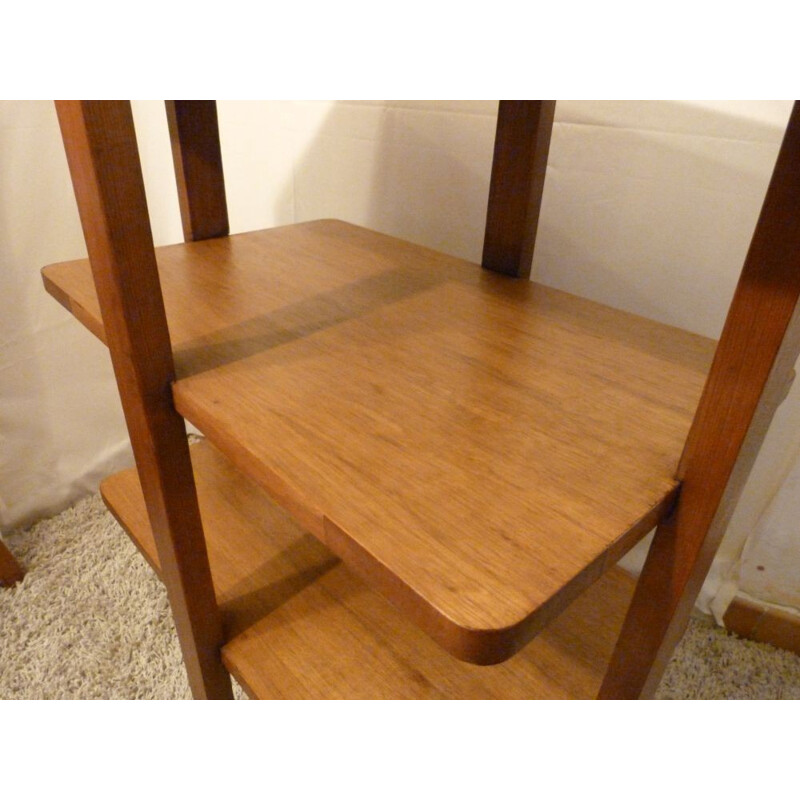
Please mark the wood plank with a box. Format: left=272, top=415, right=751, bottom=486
left=54, top=101, right=232, bottom=700
left=600, top=101, right=800, bottom=699
left=482, top=100, right=556, bottom=278
left=0, top=540, right=24, bottom=588
left=101, top=438, right=637, bottom=699
left=165, top=101, right=229, bottom=241
left=43, top=219, right=715, bottom=665
left=724, top=595, right=800, bottom=656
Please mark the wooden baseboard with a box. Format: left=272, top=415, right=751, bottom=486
left=723, top=595, right=800, bottom=656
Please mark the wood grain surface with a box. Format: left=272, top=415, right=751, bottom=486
left=54, top=101, right=232, bottom=699
left=43, top=219, right=715, bottom=664
left=46, top=99, right=800, bottom=699
left=102, top=439, right=637, bottom=699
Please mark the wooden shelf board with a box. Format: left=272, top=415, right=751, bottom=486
left=44, top=219, right=715, bottom=664
left=101, top=438, right=637, bottom=699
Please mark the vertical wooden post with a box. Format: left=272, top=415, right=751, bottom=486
left=482, top=100, right=556, bottom=279
left=165, top=100, right=229, bottom=242
left=55, top=101, right=232, bottom=699
left=600, top=102, right=800, bottom=699
left=0, top=539, right=24, bottom=587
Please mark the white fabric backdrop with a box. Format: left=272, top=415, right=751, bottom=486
left=2, top=100, right=797, bottom=617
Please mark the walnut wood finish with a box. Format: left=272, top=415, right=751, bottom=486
left=724, top=596, right=800, bottom=656
left=54, top=101, right=232, bottom=699
left=0, top=539, right=24, bottom=587
left=102, top=438, right=637, bottom=699
left=45, top=99, right=798, bottom=699
left=165, top=100, right=229, bottom=242
left=600, top=101, right=800, bottom=699
left=43, top=219, right=715, bottom=665
left=482, top=100, right=556, bottom=278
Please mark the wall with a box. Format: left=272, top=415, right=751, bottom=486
left=1, top=99, right=797, bottom=618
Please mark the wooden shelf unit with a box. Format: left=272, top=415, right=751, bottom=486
left=43, top=220, right=715, bottom=667
left=44, top=100, right=800, bottom=699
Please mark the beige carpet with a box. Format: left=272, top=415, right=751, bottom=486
left=2, top=493, right=800, bottom=700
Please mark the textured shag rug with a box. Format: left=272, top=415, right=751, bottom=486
left=2, top=493, right=800, bottom=700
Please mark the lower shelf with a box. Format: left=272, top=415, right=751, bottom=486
left=101, top=439, right=636, bottom=699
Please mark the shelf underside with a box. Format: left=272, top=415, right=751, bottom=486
left=101, top=438, right=638, bottom=699
left=43, top=219, right=715, bottom=664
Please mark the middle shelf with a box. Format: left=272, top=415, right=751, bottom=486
left=42, top=218, right=715, bottom=665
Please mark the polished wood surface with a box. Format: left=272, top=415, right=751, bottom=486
left=165, top=100, right=229, bottom=242
left=48, top=99, right=797, bottom=699
left=43, top=218, right=715, bottom=664
left=0, top=540, right=24, bottom=588
left=54, top=101, right=232, bottom=699
left=482, top=100, right=556, bottom=278
left=101, top=438, right=637, bottom=699
left=600, top=101, right=800, bottom=699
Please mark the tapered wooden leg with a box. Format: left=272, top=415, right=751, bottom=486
left=600, top=102, right=800, bottom=699
left=165, top=101, right=229, bottom=242
left=482, top=100, right=556, bottom=279
left=0, top=539, right=24, bottom=587
left=56, top=101, right=232, bottom=699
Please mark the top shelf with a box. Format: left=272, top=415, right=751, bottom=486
left=42, top=219, right=715, bottom=664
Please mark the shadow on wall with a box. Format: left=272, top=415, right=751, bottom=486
left=276, top=100, right=499, bottom=262
left=535, top=100, right=791, bottom=337
left=0, top=102, right=133, bottom=531
left=0, top=103, right=57, bottom=527
left=257, top=99, right=790, bottom=337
